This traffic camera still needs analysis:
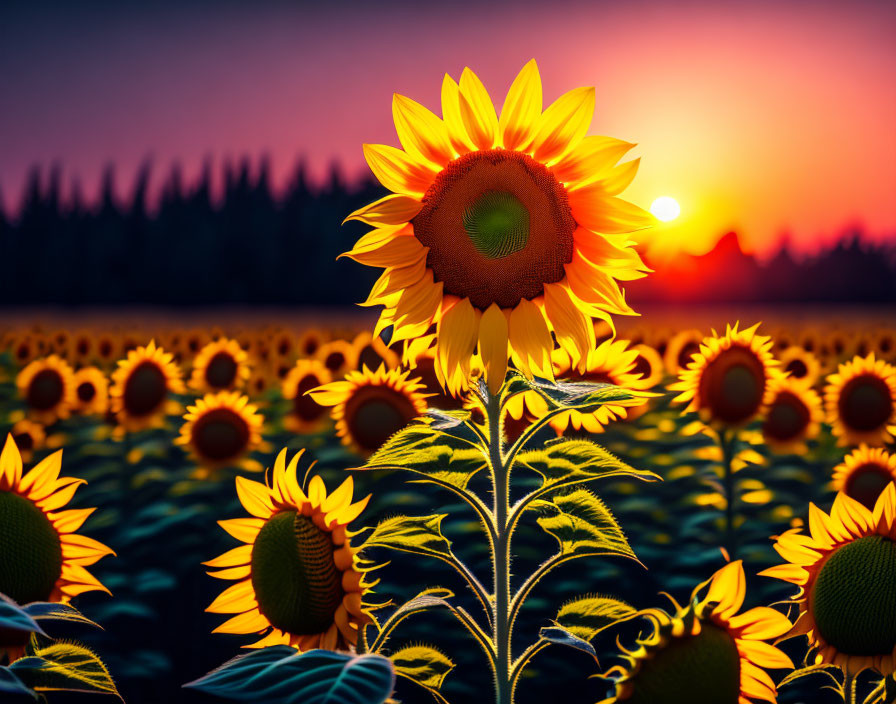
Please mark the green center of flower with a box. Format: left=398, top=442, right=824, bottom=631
left=813, top=535, right=896, bottom=656
left=250, top=510, right=344, bottom=636
left=0, top=491, right=64, bottom=605
left=204, top=352, right=238, bottom=389
left=462, top=190, right=530, bottom=259
left=625, top=623, right=741, bottom=704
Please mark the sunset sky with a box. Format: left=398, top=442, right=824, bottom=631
left=2, top=0, right=894, bottom=257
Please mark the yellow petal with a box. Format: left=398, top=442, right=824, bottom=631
left=737, top=639, right=794, bottom=670
left=441, top=74, right=476, bottom=153
left=343, top=195, right=423, bottom=227
left=60, top=563, right=111, bottom=595
left=308, top=475, right=327, bottom=508
left=218, top=517, right=264, bottom=543
left=203, top=545, right=252, bottom=569
left=18, top=450, right=62, bottom=498
left=574, top=228, right=649, bottom=281
left=392, top=93, right=455, bottom=167
left=593, top=158, right=640, bottom=196
left=36, top=479, right=85, bottom=512
left=391, top=273, right=443, bottom=344
left=341, top=232, right=427, bottom=268
left=50, top=508, right=95, bottom=534
left=322, top=476, right=354, bottom=514
left=235, top=476, right=276, bottom=519
left=212, top=608, right=269, bottom=635
left=60, top=534, right=115, bottom=566
left=458, top=67, right=498, bottom=150
left=728, top=606, right=793, bottom=640
left=704, top=560, right=745, bottom=618
left=565, top=252, right=634, bottom=315
left=543, top=282, right=594, bottom=371
left=551, top=135, right=635, bottom=187
left=0, top=434, right=23, bottom=491
left=739, top=661, right=778, bottom=702
left=478, top=303, right=509, bottom=395
left=568, top=190, right=655, bottom=235
left=530, top=86, right=594, bottom=163
left=361, top=257, right=428, bottom=307
left=498, top=59, right=541, bottom=150
left=508, top=299, right=553, bottom=380
left=437, top=297, right=479, bottom=395
left=307, top=380, right=354, bottom=407
left=362, top=143, right=437, bottom=197
left=207, top=580, right=257, bottom=614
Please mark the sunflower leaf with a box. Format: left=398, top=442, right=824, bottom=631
left=183, top=646, right=395, bottom=704
left=423, top=408, right=471, bottom=430
left=538, top=626, right=597, bottom=659
left=23, top=602, right=102, bottom=633
left=778, top=663, right=842, bottom=690
left=10, top=642, right=121, bottom=700
left=555, top=595, right=638, bottom=641
left=390, top=645, right=455, bottom=692
left=358, top=425, right=488, bottom=491
left=361, top=514, right=452, bottom=560
left=504, top=370, right=638, bottom=411
left=0, top=668, right=37, bottom=700
left=0, top=595, right=46, bottom=639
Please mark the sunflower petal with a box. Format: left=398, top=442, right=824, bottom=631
left=0, top=434, right=23, bottom=491
left=235, top=476, right=276, bottom=519
left=458, top=67, right=498, bottom=150
left=543, top=282, right=595, bottom=371
left=498, top=59, right=542, bottom=150
left=441, top=74, right=476, bottom=153
left=530, top=86, right=594, bottom=163
left=479, top=303, right=509, bottom=395
left=343, top=195, right=423, bottom=227
left=362, top=143, right=437, bottom=197
left=508, top=298, right=554, bottom=380
left=393, top=93, right=455, bottom=167
left=218, top=518, right=264, bottom=543
left=437, top=297, right=479, bottom=395
left=568, top=190, right=655, bottom=235
left=551, top=135, right=636, bottom=187
left=207, top=580, right=257, bottom=614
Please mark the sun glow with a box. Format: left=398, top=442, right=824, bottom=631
left=650, top=196, right=681, bottom=222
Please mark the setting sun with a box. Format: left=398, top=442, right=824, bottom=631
left=650, top=196, right=681, bottom=222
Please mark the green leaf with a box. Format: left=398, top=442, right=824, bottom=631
left=362, top=515, right=452, bottom=560
left=424, top=409, right=471, bottom=430
left=0, top=668, right=37, bottom=700
left=515, top=439, right=659, bottom=493
left=23, top=602, right=102, bottom=633
left=778, top=664, right=842, bottom=690
left=533, top=489, right=637, bottom=562
left=0, top=595, right=46, bottom=639
left=538, top=626, right=597, bottom=658
left=555, top=595, right=638, bottom=641
left=505, top=371, right=640, bottom=412
left=390, top=645, right=455, bottom=692
left=359, top=424, right=488, bottom=491
left=184, top=646, right=395, bottom=704
left=10, top=642, right=121, bottom=699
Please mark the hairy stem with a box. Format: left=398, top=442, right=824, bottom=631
left=720, top=429, right=737, bottom=559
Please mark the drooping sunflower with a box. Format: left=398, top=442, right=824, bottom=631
left=189, top=338, right=251, bottom=393
left=760, top=377, right=823, bottom=454
left=10, top=420, right=46, bottom=464
left=343, top=59, right=653, bottom=395
left=760, top=485, right=896, bottom=676
left=309, top=365, right=428, bottom=456
left=831, top=445, right=896, bottom=510
left=823, top=353, right=896, bottom=447
left=281, top=359, right=333, bottom=433
left=205, top=449, right=373, bottom=651
left=0, top=434, right=114, bottom=606
left=176, top=392, right=263, bottom=471
left=72, top=366, right=109, bottom=417
left=670, top=323, right=782, bottom=429
left=16, top=356, right=76, bottom=425
left=663, top=329, right=704, bottom=376
left=600, top=560, right=793, bottom=704
left=109, top=340, right=185, bottom=432
left=778, top=346, right=822, bottom=387
left=352, top=331, right=400, bottom=372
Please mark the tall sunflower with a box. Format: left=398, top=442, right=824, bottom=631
left=16, top=356, right=76, bottom=425
left=281, top=359, right=333, bottom=433
left=343, top=59, right=653, bottom=395
left=0, top=434, right=114, bottom=605
left=600, top=560, right=792, bottom=704
left=831, top=445, right=896, bottom=510
left=309, top=365, right=428, bottom=456
left=176, top=392, right=263, bottom=471
left=778, top=346, right=822, bottom=387
left=760, top=377, right=823, bottom=454
left=823, top=353, right=896, bottom=447
left=72, top=366, right=109, bottom=417
left=670, top=323, right=782, bottom=429
left=316, top=340, right=359, bottom=379
left=760, top=485, right=896, bottom=676
left=10, top=419, right=46, bottom=464
left=205, top=448, right=373, bottom=650
left=189, top=338, right=251, bottom=393
left=109, top=340, right=185, bottom=432
left=663, top=329, right=704, bottom=376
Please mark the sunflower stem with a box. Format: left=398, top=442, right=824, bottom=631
left=843, top=670, right=857, bottom=704
left=721, top=429, right=737, bottom=559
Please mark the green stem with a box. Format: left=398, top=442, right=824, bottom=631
left=720, top=430, right=737, bottom=559
left=843, top=670, right=857, bottom=704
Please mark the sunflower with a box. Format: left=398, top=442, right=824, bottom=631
left=760, top=377, right=823, bottom=454
left=663, top=329, right=704, bottom=376
left=109, top=340, right=185, bottom=432
left=247, top=367, right=272, bottom=398
left=281, top=360, right=333, bottom=433
left=601, top=560, right=792, bottom=704
left=16, top=356, right=76, bottom=425
left=831, top=445, right=896, bottom=510
left=95, top=333, right=120, bottom=367
left=9, top=334, right=38, bottom=366
left=69, top=330, right=96, bottom=366
left=670, top=323, right=782, bottom=429
left=205, top=449, right=373, bottom=651
left=343, top=59, right=653, bottom=396
left=875, top=329, right=895, bottom=361
left=315, top=340, right=359, bottom=380
left=184, top=329, right=210, bottom=360
left=401, top=335, right=467, bottom=411
left=10, top=420, right=46, bottom=464
left=272, top=330, right=297, bottom=360
left=189, top=338, right=251, bottom=393
left=352, top=331, right=400, bottom=372
left=0, top=434, right=114, bottom=607
left=176, top=392, right=263, bottom=471
left=778, top=346, right=822, bottom=387
left=760, top=485, right=896, bottom=676
left=823, top=353, right=896, bottom=447
left=630, top=343, right=665, bottom=390
left=297, top=329, right=326, bottom=357
left=72, top=367, right=109, bottom=417
left=309, top=365, right=428, bottom=456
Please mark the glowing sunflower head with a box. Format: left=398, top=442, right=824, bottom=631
left=823, top=353, right=896, bottom=447
left=176, top=392, right=263, bottom=470
left=109, top=340, right=185, bottom=432
left=72, top=366, right=109, bottom=417
left=316, top=340, right=359, bottom=379
left=205, top=449, right=373, bottom=651
left=282, top=359, right=333, bottom=433
left=670, top=323, right=782, bottom=429
left=352, top=331, right=400, bottom=373
left=601, top=560, right=792, bottom=704
left=189, top=338, right=251, bottom=393
left=343, top=59, right=653, bottom=396
left=10, top=420, right=46, bottom=464
left=630, top=343, right=665, bottom=390
left=760, top=485, right=896, bottom=676
left=16, top=356, right=76, bottom=425
left=663, top=329, right=704, bottom=376
left=778, top=346, right=822, bottom=387
left=309, top=365, right=428, bottom=456
left=760, top=377, right=823, bottom=454
left=831, top=445, right=896, bottom=510
left=0, top=434, right=114, bottom=606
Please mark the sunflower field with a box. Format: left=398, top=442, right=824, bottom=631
left=2, top=60, right=896, bottom=704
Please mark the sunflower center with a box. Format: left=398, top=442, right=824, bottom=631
left=192, top=408, right=250, bottom=462
left=13, top=432, right=34, bottom=452
left=762, top=391, right=809, bottom=442
left=413, top=149, right=576, bottom=310
left=632, top=354, right=652, bottom=380
left=325, top=352, right=345, bottom=372
left=344, top=385, right=418, bottom=452
left=785, top=358, right=808, bottom=378
left=838, top=374, right=893, bottom=432
left=26, top=370, right=64, bottom=411
left=204, top=352, right=238, bottom=389
left=813, top=535, right=896, bottom=656
left=0, top=491, right=64, bottom=605
left=698, top=346, right=765, bottom=425
left=625, top=623, right=741, bottom=704
left=293, top=374, right=326, bottom=422
left=77, top=382, right=96, bottom=403
left=358, top=345, right=386, bottom=372
left=123, top=361, right=168, bottom=417
left=250, top=510, right=344, bottom=636
left=844, top=464, right=894, bottom=510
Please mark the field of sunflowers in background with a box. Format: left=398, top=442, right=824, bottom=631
left=3, top=3, right=896, bottom=704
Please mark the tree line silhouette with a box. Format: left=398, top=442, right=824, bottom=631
left=1, top=160, right=893, bottom=306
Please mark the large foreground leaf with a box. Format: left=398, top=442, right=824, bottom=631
left=361, top=514, right=453, bottom=560
left=10, top=642, right=121, bottom=699
left=390, top=645, right=454, bottom=693
left=555, top=595, right=638, bottom=641
left=504, top=371, right=641, bottom=412
left=0, top=596, right=45, bottom=639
